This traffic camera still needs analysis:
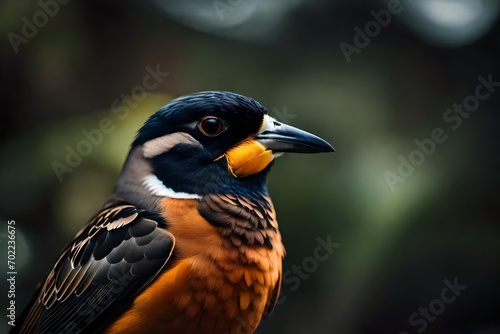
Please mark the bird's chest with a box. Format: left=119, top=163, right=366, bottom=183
left=105, top=198, right=283, bottom=334
left=116, top=240, right=282, bottom=334
left=160, top=199, right=283, bottom=334
left=158, top=251, right=280, bottom=334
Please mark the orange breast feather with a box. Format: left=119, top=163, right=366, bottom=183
left=104, top=198, right=283, bottom=334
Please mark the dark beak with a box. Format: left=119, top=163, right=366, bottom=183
left=255, top=116, right=334, bottom=153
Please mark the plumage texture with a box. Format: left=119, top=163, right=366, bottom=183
left=14, top=91, right=332, bottom=334
left=16, top=200, right=175, bottom=334
left=103, top=197, right=283, bottom=334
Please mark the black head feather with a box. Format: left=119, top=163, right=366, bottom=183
left=132, top=91, right=271, bottom=197
left=134, top=91, right=267, bottom=150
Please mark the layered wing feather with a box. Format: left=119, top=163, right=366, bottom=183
left=14, top=199, right=175, bottom=334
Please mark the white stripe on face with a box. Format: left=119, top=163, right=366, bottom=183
left=260, top=114, right=284, bottom=161
left=142, top=132, right=202, bottom=158
left=259, top=114, right=281, bottom=134
left=142, top=174, right=201, bottom=199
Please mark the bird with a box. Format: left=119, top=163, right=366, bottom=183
left=14, top=91, right=334, bottom=334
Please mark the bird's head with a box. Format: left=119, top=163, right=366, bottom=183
left=116, top=91, right=333, bottom=203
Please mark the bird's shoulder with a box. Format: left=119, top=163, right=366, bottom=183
left=16, top=198, right=175, bottom=334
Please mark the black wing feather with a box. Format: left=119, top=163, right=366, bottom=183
left=13, top=199, right=175, bottom=334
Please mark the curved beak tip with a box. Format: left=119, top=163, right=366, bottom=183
left=325, top=143, right=336, bottom=153
left=255, top=119, right=335, bottom=154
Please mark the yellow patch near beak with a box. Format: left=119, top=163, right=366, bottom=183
left=223, top=139, right=273, bottom=178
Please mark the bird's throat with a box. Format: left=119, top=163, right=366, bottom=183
left=223, top=139, right=273, bottom=178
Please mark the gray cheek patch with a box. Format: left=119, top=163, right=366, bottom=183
left=142, top=132, right=202, bottom=158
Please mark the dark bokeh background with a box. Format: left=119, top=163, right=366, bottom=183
left=1, top=0, right=500, bottom=333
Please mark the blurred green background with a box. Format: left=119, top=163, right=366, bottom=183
left=1, top=1, right=499, bottom=333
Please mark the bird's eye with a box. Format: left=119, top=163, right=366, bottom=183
left=199, top=116, right=224, bottom=137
